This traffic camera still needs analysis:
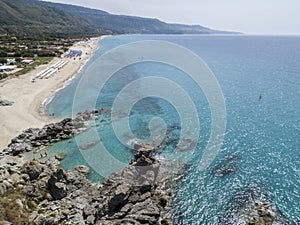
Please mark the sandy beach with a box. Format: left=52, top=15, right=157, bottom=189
left=0, top=37, right=102, bottom=151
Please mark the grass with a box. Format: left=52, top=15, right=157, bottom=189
left=27, top=200, right=37, bottom=210
left=0, top=188, right=31, bottom=224
left=0, top=73, right=9, bottom=80
left=33, top=57, right=52, bottom=65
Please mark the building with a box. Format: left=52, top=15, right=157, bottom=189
left=21, top=59, right=34, bottom=64
left=0, top=65, right=17, bottom=73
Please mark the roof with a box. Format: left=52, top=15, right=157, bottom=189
left=21, top=60, right=34, bottom=64
left=0, top=65, right=17, bottom=70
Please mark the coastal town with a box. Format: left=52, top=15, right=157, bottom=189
left=0, top=34, right=89, bottom=79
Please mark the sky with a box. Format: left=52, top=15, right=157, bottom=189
left=43, top=0, right=300, bottom=35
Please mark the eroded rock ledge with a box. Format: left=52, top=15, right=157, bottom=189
left=3, top=109, right=105, bottom=156
left=0, top=140, right=175, bottom=224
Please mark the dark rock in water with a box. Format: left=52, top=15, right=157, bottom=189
left=55, top=153, right=67, bottom=161
left=155, top=125, right=197, bottom=153
left=212, top=153, right=240, bottom=177
left=168, top=124, right=181, bottom=131
left=157, top=131, right=180, bottom=152
left=213, top=161, right=237, bottom=177
left=173, top=212, right=184, bottom=225
left=219, top=183, right=291, bottom=225
left=176, top=138, right=197, bottom=152
left=0, top=99, right=14, bottom=106
left=79, top=140, right=100, bottom=150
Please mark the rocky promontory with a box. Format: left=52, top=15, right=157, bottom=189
left=0, top=119, right=176, bottom=225
left=2, top=108, right=293, bottom=224
left=3, top=109, right=106, bottom=156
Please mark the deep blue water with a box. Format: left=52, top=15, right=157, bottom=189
left=44, top=35, right=300, bottom=224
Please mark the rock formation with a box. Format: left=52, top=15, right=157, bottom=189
left=219, top=184, right=291, bottom=225
left=3, top=109, right=103, bottom=156
left=212, top=153, right=240, bottom=177
left=0, top=142, right=175, bottom=224
left=0, top=99, right=14, bottom=106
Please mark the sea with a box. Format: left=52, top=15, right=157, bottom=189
left=43, top=35, right=300, bottom=224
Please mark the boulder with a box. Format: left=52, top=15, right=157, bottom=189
left=47, top=180, right=67, bottom=200
left=21, top=160, right=42, bottom=180
left=47, top=169, right=67, bottom=200
left=108, top=184, right=131, bottom=214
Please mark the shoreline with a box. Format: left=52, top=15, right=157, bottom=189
left=41, top=35, right=106, bottom=109
left=0, top=36, right=104, bottom=151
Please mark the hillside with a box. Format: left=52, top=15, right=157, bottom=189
left=35, top=0, right=232, bottom=34
left=0, top=0, right=99, bottom=36
left=0, top=0, right=238, bottom=36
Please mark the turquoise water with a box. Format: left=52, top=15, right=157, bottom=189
left=46, top=35, right=300, bottom=223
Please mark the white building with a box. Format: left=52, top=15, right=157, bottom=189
left=0, top=65, right=18, bottom=73
left=21, top=59, right=34, bottom=64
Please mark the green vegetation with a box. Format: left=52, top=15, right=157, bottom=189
left=0, top=188, right=31, bottom=224
left=0, top=0, right=100, bottom=36
left=34, top=0, right=226, bottom=35
left=0, top=0, right=238, bottom=80
left=27, top=200, right=37, bottom=210
left=0, top=35, right=79, bottom=79
left=0, top=57, right=52, bottom=79
left=1, top=0, right=237, bottom=37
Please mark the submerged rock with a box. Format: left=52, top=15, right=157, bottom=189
left=212, top=153, right=240, bottom=177
left=79, top=140, right=100, bottom=150
left=219, top=184, right=291, bottom=225
left=2, top=109, right=106, bottom=156
left=0, top=106, right=186, bottom=224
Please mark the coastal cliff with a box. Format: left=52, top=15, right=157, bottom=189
left=0, top=111, right=293, bottom=224
left=0, top=111, right=177, bottom=224
left=0, top=146, right=174, bottom=224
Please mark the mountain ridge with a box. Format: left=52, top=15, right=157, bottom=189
left=0, top=0, right=240, bottom=36
left=0, top=0, right=99, bottom=36
left=37, top=0, right=237, bottom=35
